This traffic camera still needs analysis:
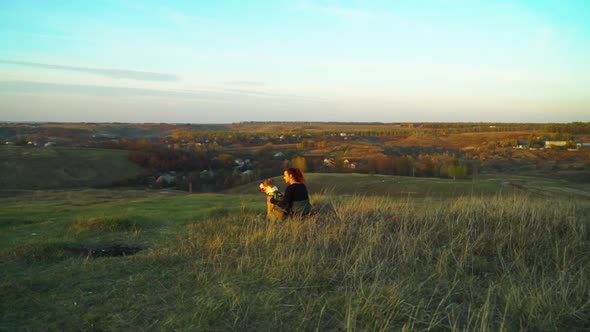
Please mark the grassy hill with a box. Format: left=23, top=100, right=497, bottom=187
left=230, top=173, right=510, bottom=197
left=0, top=146, right=148, bottom=190
left=227, top=172, right=590, bottom=199
left=1, top=173, right=589, bottom=330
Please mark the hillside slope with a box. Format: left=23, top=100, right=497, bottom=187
left=226, top=173, right=512, bottom=197
left=0, top=146, right=148, bottom=190
left=227, top=172, right=590, bottom=198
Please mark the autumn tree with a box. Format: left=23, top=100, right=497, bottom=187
left=292, top=156, right=308, bottom=172
left=217, top=153, right=235, bottom=168
left=445, top=159, right=468, bottom=180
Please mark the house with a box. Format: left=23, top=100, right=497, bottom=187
left=343, top=159, right=357, bottom=169
left=200, top=170, right=214, bottom=179
left=544, top=141, right=567, bottom=148
left=241, top=170, right=254, bottom=178
left=156, top=174, right=176, bottom=186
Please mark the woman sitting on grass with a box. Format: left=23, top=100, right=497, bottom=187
left=270, top=167, right=312, bottom=217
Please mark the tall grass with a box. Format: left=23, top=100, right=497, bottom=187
left=1, top=192, right=588, bottom=330
left=178, top=194, right=590, bottom=330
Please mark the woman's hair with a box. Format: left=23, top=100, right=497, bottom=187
left=262, top=178, right=274, bottom=186
left=285, top=167, right=306, bottom=184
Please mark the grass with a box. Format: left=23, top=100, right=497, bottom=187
left=227, top=173, right=518, bottom=198
left=67, top=215, right=137, bottom=233
left=0, top=189, right=254, bottom=251
left=229, top=172, right=590, bottom=199
left=1, top=176, right=589, bottom=330
left=0, top=146, right=147, bottom=189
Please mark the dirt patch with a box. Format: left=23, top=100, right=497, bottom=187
left=63, top=244, right=143, bottom=258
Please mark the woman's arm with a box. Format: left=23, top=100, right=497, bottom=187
left=271, top=185, right=293, bottom=209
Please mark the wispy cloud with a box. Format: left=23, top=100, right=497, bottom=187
left=223, top=81, right=266, bottom=87
left=0, top=81, right=324, bottom=104
left=0, top=60, right=178, bottom=82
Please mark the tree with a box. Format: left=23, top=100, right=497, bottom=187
left=292, top=156, right=308, bottom=172
left=132, top=139, right=151, bottom=150
left=565, top=140, right=577, bottom=149
left=527, top=135, right=535, bottom=147
left=447, top=159, right=467, bottom=180
left=217, top=153, right=235, bottom=168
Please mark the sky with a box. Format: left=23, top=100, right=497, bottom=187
left=1, top=0, right=589, bottom=123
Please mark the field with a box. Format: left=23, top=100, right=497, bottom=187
left=2, top=174, right=589, bottom=330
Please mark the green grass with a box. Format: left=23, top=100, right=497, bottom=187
left=0, top=146, right=147, bottom=189
left=228, top=173, right=515, bottom=198
left=67, top=215, right=137, bottom=233
left=228, top=172, right=590, bottom=199
left=1, top=176, right=589, bottom=330
left=0, top=189, right=257, bottom=251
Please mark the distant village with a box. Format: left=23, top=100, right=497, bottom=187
left=6, top=137, right=589, bottom=151
left=2, top=121, right=589, bottom=191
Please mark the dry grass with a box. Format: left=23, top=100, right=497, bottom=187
left=177, top=194, right=590, bottom=330
left=67, top=215, right=137, bottom=233
left=2, top=191, right=588, bottom=330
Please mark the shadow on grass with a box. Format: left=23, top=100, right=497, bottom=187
left=1, top=241, right=145, bottom=262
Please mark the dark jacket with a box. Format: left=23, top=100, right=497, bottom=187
left=270, top=183, right=312, bottom=216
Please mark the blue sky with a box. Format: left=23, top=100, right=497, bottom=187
left=1, top=0, right=589, bottom=123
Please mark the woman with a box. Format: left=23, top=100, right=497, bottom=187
left=270, top=167, right=312, bottom=217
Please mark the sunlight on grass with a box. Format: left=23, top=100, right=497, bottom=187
left=1, top=191, right=589, bottom=330
left=67, top=215, right=137, bottom=233
left=176, top=194, right=589, bottom=330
